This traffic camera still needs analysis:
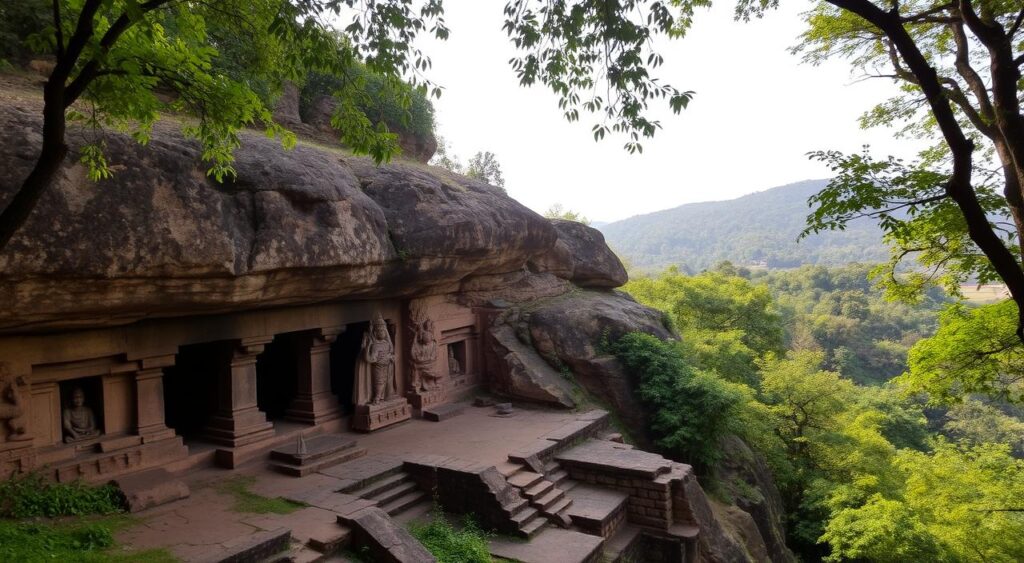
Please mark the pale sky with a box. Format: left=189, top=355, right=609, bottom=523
left=417, top=1, right=924, bottom=223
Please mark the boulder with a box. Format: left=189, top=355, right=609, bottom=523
left=0, top=102, right=556, bottom=332
left=485, top=290, right=672, bottom=438
left=271, top=81, right=303, bottom=127
left=531, top=219, right=627, bottom=288
left=397, top=130, right=438, bottom=163
left=484, top=316, right=577, bottom=408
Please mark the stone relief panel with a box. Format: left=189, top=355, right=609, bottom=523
left=409, top=313, right=443, bottom=392
left=0, top=363, right=29, bottom=443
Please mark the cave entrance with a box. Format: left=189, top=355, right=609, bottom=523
left=329, top=321, right=368, bottom=415
left=255, top=332, right=301, bottom=421
left=163, top=341, right=225, bottom=442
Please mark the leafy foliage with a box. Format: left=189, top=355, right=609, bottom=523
left=543, top=203, right=590, bottom=225
left=300, top=59, right=436, bottom=144
left=0, top=473, right=124, bottom=518
left=0, top=516, right=174, bottom=563
left=625, top=267, right=782, bottom=385
left=610, top=332, right=748, bottom=468
left=901, top=300, right=1024, bottom=405
left=465, top=151, right=505, bottom=189
left=804, top=149, right=1015, bottom=303
left=0, top=1, right=49, bottom=64
left=502, top=0, right=693, bottom=153
left=408, top=513, right=493, bottom=563
left=622, top=265, right=1024, bottom=560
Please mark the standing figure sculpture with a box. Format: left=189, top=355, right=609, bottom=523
left=62, top=387, right=100, bottom=443
left=409, top=318, right=441, bottom=392
left=0, top=363, right=28, bottom=441
left=354, top=313, right=397, bottom=405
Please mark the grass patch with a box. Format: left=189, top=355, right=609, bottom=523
left=409, top=512, right=495, bottom=563
left=0, top=473, right=124, bottom=518
left=216, top=476, right=303, bottom=514
left=0, top=515, right=176, bottom=563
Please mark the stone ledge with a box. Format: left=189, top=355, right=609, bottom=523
left=339, top=507, right=436, bottom=563
left=195, top=527, right=291, bottom=563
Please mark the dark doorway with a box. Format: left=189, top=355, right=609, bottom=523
left=163, top=341, right=226, bottom=439
left=255, top=332, right=301, bottom=420
left=330, top=321, right=368, bottom=415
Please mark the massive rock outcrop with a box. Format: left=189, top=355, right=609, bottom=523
left=0, top=102, right=551, bottom=332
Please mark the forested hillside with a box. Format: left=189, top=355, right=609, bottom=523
left=601, top=180, right=889, bottom=272
left=618, top=264, right=1024, bottom=560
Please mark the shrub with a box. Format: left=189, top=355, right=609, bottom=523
left=301, top=64, right=435, bottom=141
left=409, top=513, right=493, bottom=563
left=0, top=473, right=124, bottom=518
left=611, top=332, right=745, bottom=468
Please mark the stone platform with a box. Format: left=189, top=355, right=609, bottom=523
left=406, top=386, right=448, bottom=413
left=269, top=435, right=367, bottom=477
left=352, top=398, right=412, bottom=432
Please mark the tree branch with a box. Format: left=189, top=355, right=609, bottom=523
left=899, top=2, right=953, bottom=22
left=1009, top=9, right=1024, bottom=37
left=829, top=0, right=1024, bottom=343
left=64, top=0, right=174, bottom=107
left=52, top=0, right=64, bottom=59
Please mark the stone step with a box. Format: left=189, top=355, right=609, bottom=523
left=422, top=402, right=465, bottom=422
left=332, top=455, right=406, bottom=493
left=545, top=497, right=573, bottom=517
left=270, top=446, right=368, bottom=478
left=524, top=479, right=554, bottom=499
left=391, top=499, right=433, bottom=527
left=518, top=515, right=548, bottom=538
left=548, top=469, right=569, bottom=487
left=381, top=490, right=428, bottom=516
left=348, top=472, right=410, bottom=500
left=509, top=470, right=545, bottom=490
left=510, top=505, right=540, bottom=526
left=270, top=435, right=360, bottom=466
left=496, top=461, right=524, bottom=478
left=533, top=489, right=566, bottom=512
left=370, top=480, right=419, bottom=506
left=503, top=497, right=530, bottom=516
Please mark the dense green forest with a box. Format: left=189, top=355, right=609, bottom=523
left=618, top=263, right=1024, bottom=561
left=600, top=181, right=890, bottom=273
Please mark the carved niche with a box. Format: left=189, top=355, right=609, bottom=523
left=0, top=363, right=29, bottom=442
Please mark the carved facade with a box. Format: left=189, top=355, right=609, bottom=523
left=0, top=297, right=484, bottom=480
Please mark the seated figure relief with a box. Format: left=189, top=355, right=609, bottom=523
left=448, top=345, right=462, bottom=375
left=62, top=387, right=100, bottom=443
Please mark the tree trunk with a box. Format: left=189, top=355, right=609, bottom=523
left=0, top=80, right=68, bottom=252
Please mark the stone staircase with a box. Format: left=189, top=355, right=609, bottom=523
left=504, top=463, right=574, bottom=528
left=340, top=468, right=430, bottom=519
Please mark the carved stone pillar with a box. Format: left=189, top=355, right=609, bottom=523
left=285, top=328, right=343, bottom=425
left=133, top=356, right=176, bottom=443
left=203, top=337, right=275, bottom=447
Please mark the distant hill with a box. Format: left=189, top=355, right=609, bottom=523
left=600, top=179, right=889, bottom=273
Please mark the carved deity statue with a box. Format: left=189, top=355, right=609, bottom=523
left=0, top=363, right=28, bottom=441
left=448, top=345, right=462, bottom=375
left=354, top=313, right=397, bottom=405
left=62, top=387, right=100, bottom=443
left=409, top=318, right=441, bottom=392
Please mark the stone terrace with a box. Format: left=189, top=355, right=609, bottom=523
left=113, top=403, right=588, bottom=561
